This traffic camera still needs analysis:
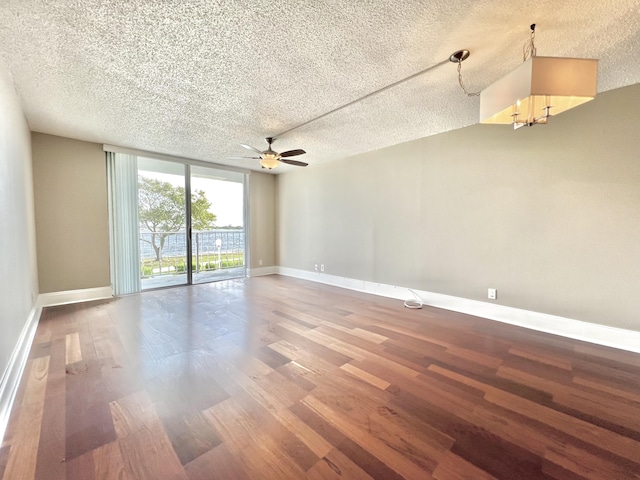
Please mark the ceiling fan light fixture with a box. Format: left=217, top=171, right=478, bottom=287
left=260, top=153, right=280, bottom=169
left=238, top=137, right=307, bottom=169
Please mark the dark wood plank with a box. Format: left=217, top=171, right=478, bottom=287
left=184, top=443, right=250, bottom=480
left=34, top=337, right=66, bottom=480
left=307, top=447, right=376, bottom=480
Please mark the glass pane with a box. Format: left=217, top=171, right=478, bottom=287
left=191, top=166, right=246, bottom=284
left=138, top=157, right=188, bottom=289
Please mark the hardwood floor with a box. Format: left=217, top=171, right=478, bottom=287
left=2, top=275, right=640, bottom=479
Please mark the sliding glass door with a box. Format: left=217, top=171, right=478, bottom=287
left=138, top=157, right=189, bottom=289
left=190, top=166, right=246, bottom=284
left=107, top=151, right=247, bottom=294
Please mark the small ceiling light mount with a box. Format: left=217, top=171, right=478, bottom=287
left=480, top=24, right=598, bottom=129
left=449, top=50, right=470, bottom=63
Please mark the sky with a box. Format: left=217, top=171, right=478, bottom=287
left=139, top=169, right=244, bottom=227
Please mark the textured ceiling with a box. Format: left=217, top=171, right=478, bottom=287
left=1, top=0, right=640, bottom=173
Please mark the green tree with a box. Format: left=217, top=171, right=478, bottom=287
left=138, top=176, right=216, bottom=262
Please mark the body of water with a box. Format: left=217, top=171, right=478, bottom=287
left=140, top=229, right=244, bottom=259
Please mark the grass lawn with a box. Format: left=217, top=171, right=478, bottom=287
left=141, top=252, right=244, bottom=277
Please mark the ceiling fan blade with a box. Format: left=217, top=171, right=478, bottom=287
left=228, top=156, right=260, bottom=160
left=279, top=158, right=308, bottom=167
left=279, top=149, right=306, bottom=158
left=240, top=144, right=263, bottom=154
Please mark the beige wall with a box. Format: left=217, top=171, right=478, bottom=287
left=0, top=62, right=39, bottom=382
left=277, top=83, right=640, bottom=331
left=249, top=171, right=276, bottom=268
left=31, top=133, right=110, bottom=293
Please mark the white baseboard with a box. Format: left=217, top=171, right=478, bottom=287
left=247, top=266, right=277, bottom=277
left=276, top=267, right=640, bottom=354
left=0, top=304, right=41, bottom=445
left=37, top=286, right=113, bottom=307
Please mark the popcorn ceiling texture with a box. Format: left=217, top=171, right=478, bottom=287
left=1, top=0, right=639, bottom=172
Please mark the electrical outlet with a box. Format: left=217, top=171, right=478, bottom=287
left=258, top=259, right=263, bottom=266
left=320, top=264, right=325, bottom=272
left=488, top=288, right=497, bottom=300
left=314, top=264, right=319, bottom=272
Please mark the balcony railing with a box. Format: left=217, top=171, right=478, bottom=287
left=139, top=229, right=245, bottom=278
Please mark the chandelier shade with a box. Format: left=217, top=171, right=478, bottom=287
left=479, top=56, right=598, bottom=127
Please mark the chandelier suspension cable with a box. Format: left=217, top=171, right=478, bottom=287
left=456, top=60, right=480, bottom=97
left=453, top=23, right=537, bottom=99
left=522, top=23, right=537, bottom=61
left=274, top=58, right=450, bottom=139
left=449, top=49, right=480, bottom=97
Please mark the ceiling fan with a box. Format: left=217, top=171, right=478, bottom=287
left=233, top=137, right=308, bottom=170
